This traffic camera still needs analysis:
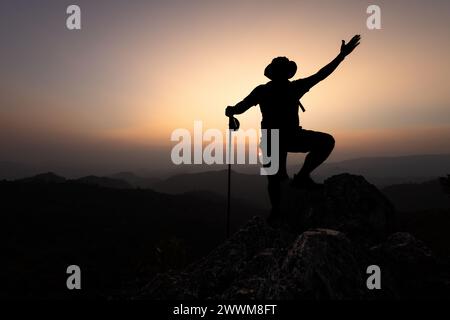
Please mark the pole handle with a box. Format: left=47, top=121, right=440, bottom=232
left=228, top=116, right=240, bottom=131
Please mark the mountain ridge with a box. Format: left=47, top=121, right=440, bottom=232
left=2, top=153, right=450, bottom=183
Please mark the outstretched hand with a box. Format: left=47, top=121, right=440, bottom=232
left=340, top=35, right=361, bottom=57
left=225, top=106, right=234, bottom=117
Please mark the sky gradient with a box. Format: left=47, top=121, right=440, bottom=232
left=1, top=0, right=450, bottom=175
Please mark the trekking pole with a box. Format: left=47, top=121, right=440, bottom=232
left=227, top=115, right=239, bottom=238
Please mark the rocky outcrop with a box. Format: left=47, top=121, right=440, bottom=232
left=276, top=229, right=365, bottom=300
left=140, top=217, right=289, bottom=300
left=281, top=173, right=395, bottom=243
left=138, top=174, right=449, bottom=300
left=370, top=232, right=450, bottom=298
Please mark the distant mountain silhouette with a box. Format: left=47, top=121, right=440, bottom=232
left=17, top=172, right=66, bottom=184
left=109, top=171, right=162, bottom=189
left=15, top=172, right=133, bottom=189
left=441, top=175, right=450, bottom=196
left=149, top=160, right=450, bottom=211
left=1, top=174, right=263, bottom=299
left=312, top=154, right=450, bottom=186
left=2, top=154, right=449, bottom=185
left=152, top=170, right=269, bottom=209
left=382, top=179, right=450, bottom=211
left=76, top=175, right=133, bottom=189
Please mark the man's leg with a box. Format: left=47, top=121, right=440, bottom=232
left=290, top=129, right=335, bottom=183
left=267, top=150, right=287, bottom=215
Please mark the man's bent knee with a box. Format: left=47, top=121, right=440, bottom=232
left=325, top=134, right=335, bottom=150
left=316, top=133, right=335, bottom=152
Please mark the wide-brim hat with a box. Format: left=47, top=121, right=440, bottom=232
left=264, top=57, right=297, bottom=80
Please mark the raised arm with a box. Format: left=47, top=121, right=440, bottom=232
left=225, top=85, right=262, bottom=117
left=301, top=35, right=361, bottom=89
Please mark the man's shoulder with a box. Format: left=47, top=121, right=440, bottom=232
left=250, top=83, right=268, bottom=96
left=255, top=83, right=268, bottom=90
left=291, top=78, right=309, bottom=86
left=290, top=78, right=313, bottom=94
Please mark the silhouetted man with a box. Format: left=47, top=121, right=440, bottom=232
left=225, top=35, right=361, bottom=224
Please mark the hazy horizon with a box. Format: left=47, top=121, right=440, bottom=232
left=2, top=153, right=450, bottom=181
left=1, top=0, right=450, bottom=175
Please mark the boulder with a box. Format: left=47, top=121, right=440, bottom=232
left=277, top=229, right=365, bottom=300
left=370, top=232, right=450, bottom=298
left=281, top=174, right=395, bottom=243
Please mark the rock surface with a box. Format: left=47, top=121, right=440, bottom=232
left=138, top=174, right=449, bottom=300
left=281, top=173, right=395, bottom=243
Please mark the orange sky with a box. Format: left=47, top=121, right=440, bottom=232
left=1, top=0, right=450, bottom=172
